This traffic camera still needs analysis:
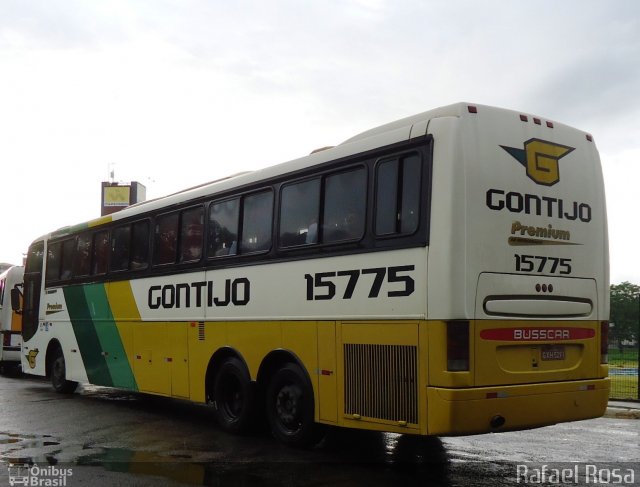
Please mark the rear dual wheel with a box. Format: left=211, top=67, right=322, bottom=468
left=266, top=363, right=320, bottom=447
left=212, top=358, right=321, bottom=446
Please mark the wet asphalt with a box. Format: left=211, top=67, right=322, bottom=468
left=0, top=372, right=637, bottom=486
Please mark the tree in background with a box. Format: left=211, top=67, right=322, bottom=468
left=609, top=282, right=640, bottom=345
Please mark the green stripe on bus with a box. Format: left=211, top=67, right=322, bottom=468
left=83, top=284, right=137, bottom=390
left=63, top=285, right=113, bottom=387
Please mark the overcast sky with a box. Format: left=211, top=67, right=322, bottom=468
left=1, top=0, right=638, bottom=284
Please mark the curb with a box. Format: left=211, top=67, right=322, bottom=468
left=604, top=407, right=640, bottom=419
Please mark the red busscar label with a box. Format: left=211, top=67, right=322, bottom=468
left=480, top=327, right=596, bottom=341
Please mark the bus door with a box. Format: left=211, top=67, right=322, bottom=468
left=21, top=241, right=45, bottom=346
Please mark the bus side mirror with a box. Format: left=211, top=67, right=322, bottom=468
left=10, top=287, right=22, bottom=314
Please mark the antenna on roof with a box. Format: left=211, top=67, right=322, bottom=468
left=108, top=163, right=116, bottom=184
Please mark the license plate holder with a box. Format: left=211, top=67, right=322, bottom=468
left=541, top=345, right=565, bottom=361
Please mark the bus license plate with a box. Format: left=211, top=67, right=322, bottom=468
left=542, top=346, right=565, bottom=361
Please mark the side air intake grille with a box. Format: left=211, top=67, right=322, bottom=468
left=344, top=344, right=418, bottom=424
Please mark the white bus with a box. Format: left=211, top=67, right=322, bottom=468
left=18, top=103, right=609, bottom=445
left=0, top=265, right=24, bottom=371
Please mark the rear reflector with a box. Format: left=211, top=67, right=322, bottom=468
left=486, top=392, right=508, bottom=399
left=447, top=321, right=470, bottom=371
left=600, top=321, right=609, bottom=364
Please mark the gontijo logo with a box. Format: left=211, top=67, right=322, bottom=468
left=501, top=139, right=574, bottom=186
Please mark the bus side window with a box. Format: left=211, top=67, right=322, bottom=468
left=240, top=190, right=273, bottom=254
left=73, top=233, right=92, bottom=277
left=130, top=220, right=150, bottom=270
left=179, top=207, right=204, bottom=263
left=154, top=212, right=179, bottom=266
left=400, top=154, right=421, bottom=234
left=59, top=239, right=75, bottom=281
left=375, top=153, right=421, bottom=236
left=323, top=167, right=366, bottom=243
left=279, top=178, right=320, bottom=248
left=46, top=241, right=62, bottom=283
left=92, top=230, right=110, bottom=275
left=111, top=225, right=131, bottom=272
left=208, top=199, right=239, bottom=258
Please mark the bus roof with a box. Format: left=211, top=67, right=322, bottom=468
left=40, top=102, right=590, bottom=242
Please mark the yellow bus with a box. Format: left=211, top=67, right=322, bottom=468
left=17, top=103, right=609, bottom=446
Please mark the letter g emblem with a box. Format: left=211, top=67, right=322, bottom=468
left=501, top=139, right=575, bottom=186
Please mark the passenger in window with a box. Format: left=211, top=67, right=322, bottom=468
left=182, top=222, right=203, bottom=262
left=306, top=217, right=318, bottom=244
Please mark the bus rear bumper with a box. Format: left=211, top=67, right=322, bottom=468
left=426, top=378, right=609, bottom=436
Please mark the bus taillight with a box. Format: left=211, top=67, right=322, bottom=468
left=2, top=332, right=10, bottom=347
left=600, top=321, right=609, bottom=364
left=447, top=321, right=470, bottom=371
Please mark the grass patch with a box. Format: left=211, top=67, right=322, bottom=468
left=607, top=349, right=638, bottom=399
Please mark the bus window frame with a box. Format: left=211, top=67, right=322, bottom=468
left=238, top=188, right=275, bottom=256
left=37, top=137, right=432, bottom=288
left=206, top=197, right=241, bottom=260
left=73, top=232, right=93, bottom=278
left=277, top=164, right=368, bottom=251
left=178, top=205, right=205, bottom=265
left=373, top=150, right=424, bottom=240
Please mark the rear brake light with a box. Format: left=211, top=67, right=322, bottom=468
left=447, top=321, right=470, bottom=371
left=600, top=321, right=609, bottom=364
left=2, top=333, right=9, bottom=347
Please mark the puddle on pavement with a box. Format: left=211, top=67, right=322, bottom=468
left=0, top=431, right=451, bottom=486
left=0, top=432, right=62, bottom=468
left=0, top=433, right=60, bottom=451
left=70, top=433, right=451, bottom=486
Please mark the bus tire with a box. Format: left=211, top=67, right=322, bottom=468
left=50, top=348, right=77, bottom=394
left=266, top=363, right=318, bottom=447
left=212, top=357, right=254, bottom=433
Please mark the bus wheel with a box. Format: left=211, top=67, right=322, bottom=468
left=50, top=348, right=78, bottom=394
left=266, top=363, right=318, bottom=447
left=212, top=357, right=254, bottom=433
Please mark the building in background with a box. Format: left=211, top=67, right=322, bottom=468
left=101, top=181, right=146, bottom=216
